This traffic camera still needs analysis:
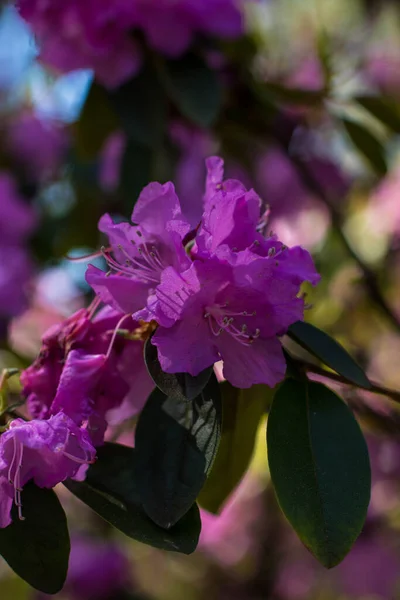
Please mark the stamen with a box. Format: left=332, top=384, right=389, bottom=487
left=65, top=249, right=104, bottom=263
left=63, top=451, right=96, bottom=465
left=106, top=314, right=133, bottom=359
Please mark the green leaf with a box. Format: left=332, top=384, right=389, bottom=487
left=263, top=81, right=326, bottom=106
left=288, top=321, right=371, bottom=389
left=355, top=95, right=400, bottom=133
left=73, top=82, right=119, bottom=159
left=134, top=377, right=222, bottom=528
left=159, top=53, right=222, bottom=127
left=109, top=64, right=166, bottom=147
left=199, top=382, right=271, bottom=514
left=119, top=140, right=154, bottom=212
left=341, top=117, right=387, bottom=175
left=0, top=482, right=70, bottom=594
left=267, top=379, right=371, bottom=568
left=144, top=333, right=213, bottom=401
left=65, top=443, right=201, bottom=555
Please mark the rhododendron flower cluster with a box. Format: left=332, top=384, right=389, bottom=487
left=17, top=0, right=245, bottom=88
left=0, top=155, right=318, bottom=529
left=87, top=156, right=320, bottom=388
left=0, top=304, right=153, bottom=527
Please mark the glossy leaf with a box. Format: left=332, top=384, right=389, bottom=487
left=355, top=95, right=400, bottom=133
left=199, top=382, right=271, bottom=513
left=134, top=377, right=222, bottom=528
left=119, top=140, right=154, bottom=211
left=267, top=379, right=371, bottom=568
left=65, top=443, right=201, bottom=554
left=73, top=82, right=119, bottom=159
left=160, top=53, right=222, bottom=127
left=263, top=81, right=325, bottom=106
left=0, top=482, right=70, bottom=594
left=341, top=117, right=387, bottom=175
left=288, top=321, right=371, bottom=389
left=144, top=334, right=213, bottom=401
left=109, top=65, right=166, bottom=147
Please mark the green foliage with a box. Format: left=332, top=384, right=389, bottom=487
left=288, top=321, right=371, bottom=389
left=159, top=53, right=222, bottom=127
left=144, top=334, right=213, bottom=401
left=355, top=95, right=400, bottom=134
left=199, top=382, right=272, bottom=513
left=341, top=117, right=387, bottom=175
left=109, top=64, right=167, bottom=147
left=134, top=379, right=222, bottom=528
left=65, top=444, right=201, bottom=554
left=0, top=482, right=70, bottom=594
left=73, top=83, right=119, bottom=159
left=119, top=139, right=155, bottom=211
left=267, top=379, right=371, bottom=567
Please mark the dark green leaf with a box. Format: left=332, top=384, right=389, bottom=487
left=355, top=95, right=400, bottom=133
left=73, top=82, right=119, bottom=159
left=65, top=444, right=201, bottom=554
left=0, top=482, right=70, bottom=594
left=341, top=117, right=387, bottom=175
left=109, top=65, right=166, bottom=147
left=267, top=379, right=371, bottom=568
left=144, top=334, right=213, bottom=401
left=288, top=321, right=371, bottom=389
left=199, top=382, right=271, bottom=513
left=159, top=53, right=222, bottom=127
left=134, top=377, right=222, bottom=528
left=119, top=140, right=154, bottom=212
left=263, top=81, right=325, bottom=106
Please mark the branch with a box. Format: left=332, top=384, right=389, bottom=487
left=294, top=356, right=400, bottom=404
left=279, top=146, right=400, bottom=334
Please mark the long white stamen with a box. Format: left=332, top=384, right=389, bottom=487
left=106, top=314, right=132, bottom=359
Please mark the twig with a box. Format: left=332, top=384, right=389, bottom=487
left=279, top=144, right=400, bottom=333
left=294, top=356, right=400, bottom=403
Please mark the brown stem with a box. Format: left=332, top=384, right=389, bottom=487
left=279, top=145, right=400, bottom=334
left=295, top=357, right=400, bottom=403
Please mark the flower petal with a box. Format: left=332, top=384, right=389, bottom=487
left=218, top=335, right=286, bottom=388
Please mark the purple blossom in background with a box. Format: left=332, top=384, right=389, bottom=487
left=21, top=306, right=153, bottom=446
left=98, top=130, right=126, bottom=193
left=86, top=181, right=192, bottom=322
left=0, top=413, right=95, bottom=528
left=0, top=172, right=36, bottom=320
left=17, top=0, right=246, bottom=88
left=6, top=112, right=68, bottom=182
left=55, top=535, right=131, bottom=600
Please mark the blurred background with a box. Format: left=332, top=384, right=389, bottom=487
left=2, top=0, right=400, bottom=598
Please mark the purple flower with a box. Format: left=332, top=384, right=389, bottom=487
left=17, top=0, right=142, bottom=89
left=18, top=0, right=245, bottom=88
left=0, top=413, right=95, bottom=528
left=151, top=250, right=318, bottom=388
left=6, top=112, right=67, bottom=182
left=58, top=535, right=131, bottom=600
left=86, top=182, right=191, bottom=321
left=21, top=306, right=153, bottom=445
left=0, top=172, right=37, bottom=320
left=0, top=172, right=37, bottom=245
left=0, top=245, right=34, bottom=320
